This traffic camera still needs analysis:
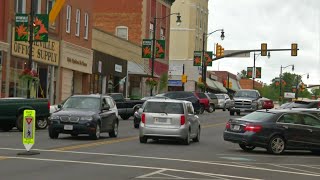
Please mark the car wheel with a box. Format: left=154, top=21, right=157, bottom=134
left=120, top=115, right=130, bottom=120
left=230, top=111, right=235, bottom=116
left=134, top=124, right=139, bottom=129
left=109, top=122, right=118, bottom=138
left=207, top=104, right=215, bottom=113
left=192, top=128, right=200, bottom=142
left=236, top=112, right=241, bottom=116
left=183, top=131, right=191, bottom=145
left=16, top=114, right=23, bottom=132
left=49, top=129, right=59, bottom=139
left=267, top=135, right=286, bottom=154
left=139, top=136, right=147, bottom=143
left=239, top=144, right=256, bottom=151
left=36, top=118, right=48, bottom=129
left=91, top=124, right=101, bottom=140
left=1, top=125, right=14, bottom=132
left=199, top=105, right=205, bottom=114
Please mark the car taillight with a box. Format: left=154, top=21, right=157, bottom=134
left=180, top=115, right=185, bottom=125
left=226, top=122, right=230, bottom=129
left=245, top=124, right=262, bottom=132
left=48, top=101, right=51, bottom=110
left=141, top=113, right=145, bottom=124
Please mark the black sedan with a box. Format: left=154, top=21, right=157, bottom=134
left=49, top=94, right=119, bottom=140
left=223, top=109, right=320, bottom=154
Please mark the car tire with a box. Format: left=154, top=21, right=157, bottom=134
left=49, top=129, right=59, bottom=139
left=230, top=111, right=235, bottom=116
left=134, top=124, right=139, bottom=129
left=199, top=105, right=205, bottom=114
left=192, top=128, right=200, bottom=142
left=36, top=118, right=48, bottom=129
left=109, top=122, right=119, bottom=138
left=90, top=123, right=101, bottom=140
left=120, top=115, right=130, bottom=120
left=207, top=104, right=215, bottom=113
left=16, top=114, right=23, bottom=132
left=1, top=125, right=14, bottom=132
left=267, top=135, right=286, bottom=154
left=239, top=144, right=256, bottom=151
left=139, top=136, right=147, bottom=143
left=183, top=131, right=191, bottom=145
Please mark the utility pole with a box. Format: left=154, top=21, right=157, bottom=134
left=27, top=0, right=35, bottom=98
left=201, top=32, right=206, bottom=92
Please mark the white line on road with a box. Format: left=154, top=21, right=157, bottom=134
left=217, top=153, right=320, bottom=159
left=0, top=156, right=261, bottom=180
left=0, top=147, right=320, bottom=177
left=270, top=164, right=320, bottom=175
left=137, top=169, right=167, bottom=178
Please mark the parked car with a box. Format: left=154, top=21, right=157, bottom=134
left=48, top=94, right=119, bottom=140
left=205, top=93, right=218, bottom=113
left=281, top=100, right=320, bottom=109
left=215, top=94, right=233, bottom=111
left=139, top=98, right=201, bottom=145
left=107, top=93, right=145, bottom=120
left=0, top=97, right=50, bottom=131
left=261, top=98, right=274, bottom=109
left=157, top=91, right=201, bottom=114
left=223, top=109, right=320, bottom=154
left=194, top=92, right=211, bottom=113
left=230, top=89, right=263, bottom=116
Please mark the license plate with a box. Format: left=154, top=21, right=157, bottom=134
left=154, top=118, right=169, bottom=123
left=64, top=125, right=73, bottom=130
left=233, top=125, right=240, bottom=130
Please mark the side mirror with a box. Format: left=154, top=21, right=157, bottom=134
left=57, top=104, right=62, bottom=109
left=103, top=104, right=110, bottom=111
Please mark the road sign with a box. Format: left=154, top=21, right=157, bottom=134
left=223, top=50, right=250, bottom=58
left=169, top=64, right=183, bottom=75
left=23, top=110, right=36, bottom=151
left=284, top=92, right=295, bottom=99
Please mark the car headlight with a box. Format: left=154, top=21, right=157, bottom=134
left=80, top=116, right=93, bottom=121
left=50, top=115, right=60, bottom=120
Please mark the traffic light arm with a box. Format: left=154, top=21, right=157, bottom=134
left=212, top=48, right=299, bottom=61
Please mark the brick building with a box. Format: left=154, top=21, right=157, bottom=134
left=239, top=78, right=263, bottom=90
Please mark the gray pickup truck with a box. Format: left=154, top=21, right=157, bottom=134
left=230, top=89, right=263, bottom=116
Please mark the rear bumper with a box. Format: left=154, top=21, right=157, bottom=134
left=223, top=130, right=268, bottom=147
left=140, top=124, right=188, bottom=139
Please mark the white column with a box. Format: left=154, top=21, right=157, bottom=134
left=102, top=75, right=107, bottom=94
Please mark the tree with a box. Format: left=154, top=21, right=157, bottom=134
left=239, top=69, right=247, bottom=79
left=311, top=88, right=320, bottom=99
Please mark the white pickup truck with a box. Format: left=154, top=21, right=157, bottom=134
left=229, top=89, right=263, bottom=116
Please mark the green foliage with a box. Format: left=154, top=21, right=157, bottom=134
left=159, top=73, right=168, bottom=91
left=311, top=88, right=320, bottom=98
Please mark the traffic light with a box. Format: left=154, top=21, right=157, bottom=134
left=181, top=74, right=187, bottom=83
left=291, top=43, right=298, bottom=56
left=221, top=48, right=224, bottom=57
left=215, top=44, right=224, bottom=58
left=198, top=77, right=202, bottom=83
left=228, top=81, right=232, bottom=88
left=300, top=83, right=305, bottom=92
left=261, top=43, right=267, bottom=56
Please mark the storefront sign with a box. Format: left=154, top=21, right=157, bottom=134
left=168, top=80, right=182, bottom=87
left=11, top=28, right=59, bottom=66
left=67, top=57, right=88, bottom=67
left=115, top=64, right=122, bottom=73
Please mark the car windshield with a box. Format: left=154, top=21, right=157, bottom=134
left=234, top=91, right=258, bottom=98
left=110, top=94, right=123, bottom=101
left=143, top=102, right=184, bottom=114
left=241, top=111, right=276, bottom=121
left=63, top=97, right=100, bottom=110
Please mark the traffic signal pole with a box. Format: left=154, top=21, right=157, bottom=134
left=27, top=0, right=35, bottom=98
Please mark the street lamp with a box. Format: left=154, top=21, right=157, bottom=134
left=150, top=13, right=181, bottom=96
left=279, top=64, right=294, bottom=102
left=202, top=29, right=225, bottom=92
left=252, top=51, right=270, bottom=89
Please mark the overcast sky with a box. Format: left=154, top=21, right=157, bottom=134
left=208, top=0, right=320, bottom=86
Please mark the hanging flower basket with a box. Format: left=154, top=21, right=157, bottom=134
left=197, top=82, right=205, bottom=90
left=19, top=68, right=40, bottom=86
left=145, top=77, right=158, bottom=87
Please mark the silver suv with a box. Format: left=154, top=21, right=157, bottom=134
left=215, top=94, right=233, bottom=111
left=139, top=99, right=201, bottom=145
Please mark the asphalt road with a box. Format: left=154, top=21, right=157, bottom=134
left=1, top=110, right=320, bottom=180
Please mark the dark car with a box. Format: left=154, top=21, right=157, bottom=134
left=157, top=91, right=201, bottom=114
left=48, top=94, right=119, bottom=140
left=282, top=100, right=320, bottom=109
left=223, top=109, right=320, bottom=154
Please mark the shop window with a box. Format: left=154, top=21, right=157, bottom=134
left=84, top=13, right=89, bottom=39
left=16, top=0, right=26, bottom=13
left=46, top=0, right=55, bottom=14
left=160, top=28, right=165, bottom=40
left=66, top=5, right=71, bottom=33
left=75, top=9, right=81, bottom=36
left=116, top=26, right=128, bottom=40
left=34, top=0, right=42, bottom=14
left=149, top=23, right=154, bottom=39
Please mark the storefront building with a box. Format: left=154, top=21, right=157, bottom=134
left=58, top=41, right=93, bottom=102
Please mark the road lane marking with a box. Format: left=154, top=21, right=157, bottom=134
left=51, top=136, right=138, bottom=151
left=270, top=164, right=320, bottom=175
left=137, top=169, right=167, bottom=178
left=0, top=155, right=262, bottom=180
left=217, top=153, right=320, bottom=159
left=0, top=147, right=319, bottom=177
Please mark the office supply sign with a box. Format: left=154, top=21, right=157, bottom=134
left=23, top=110, right=36, bottom=151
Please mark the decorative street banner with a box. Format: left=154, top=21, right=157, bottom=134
left=142, top=39, right=152, bottom=58
left=193, top=51, right=202, bottom=66
left=255, top=67, right=261, bottom=79
left=15, top=14, right=29, bottom=41
left=23, top=110, right=36, bottom=151
left=247, top=67, right=253, bottom=78
left=33, top=14, right=49, bottom=42
left=205, top=51, right=213, bottom=66
left=156, top=40, right=165, bottom=59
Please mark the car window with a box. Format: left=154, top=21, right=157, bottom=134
left=110, top=94, right=123, bottom=101
left=106, top=97, right=115, bottom=108
left=242, top=111, right=275, bottom=121
left=234, top=91, right=258, bottom=98
left=277, top=114, right=302, bottom=124
left=287, top=101, right=312, bottom=108
left=144, top=102, right=184, bottom=114
left=215, top=94, right=225, bottom=99
left=63, top=97, right=100, bottom=109
left=303, top=114, right=320, bottom=127
left=187, top=103, right=194, bottom=114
